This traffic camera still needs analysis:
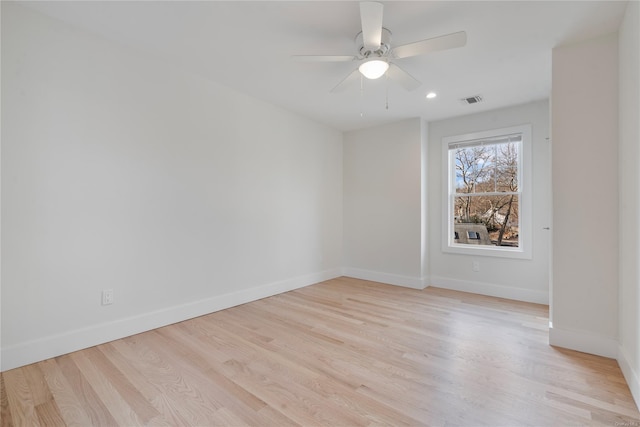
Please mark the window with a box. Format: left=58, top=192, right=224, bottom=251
left=443, top=125, right=532, bottom=259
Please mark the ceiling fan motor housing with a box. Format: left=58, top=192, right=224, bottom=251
left=356, top=27, right=392, bottom=59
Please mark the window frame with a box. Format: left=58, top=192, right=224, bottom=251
left=442, top=124, right=532, bottom=259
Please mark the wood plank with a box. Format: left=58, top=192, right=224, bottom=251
left=2, top=369, right=41, bottom=426
left=37, top=358, right=93, bottom=426
left=55, top=354, right=118, bottom=425
left=34, top=401, right=65, bottom=427
left=1, top=277, right=638, bottom=426
left=21, top=365, right=52, bottom=407
left=103, top=339, right=192, bottom=425
left=0, top=373, right=14, bottom=427
left=84, top=346, right=162, bottom=424
left=70, top=350, right=144, bottom=426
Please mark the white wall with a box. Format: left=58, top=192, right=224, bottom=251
left=550, top=33, right=619, bottom=358
left=428, top=100, right=551, bottom=304
left=0, top=0, right=3, bottom=373
left=618, top=0, right=640, bottom=408
left=1, top=3, right=343, bottom=371
left=343, top=118, right=424, bottom=288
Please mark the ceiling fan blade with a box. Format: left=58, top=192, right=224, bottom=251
left=391, top=31, right=467, bottom=59
left=360, top=2, right=384, bottom=50
left=291, top=55, right=357, bottom=62
left=330, top=68, right=361, bottom=93
left=387, top=63, right=421, bottom=91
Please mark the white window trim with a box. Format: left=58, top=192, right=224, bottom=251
left=441, top=124, right=532, bottom=259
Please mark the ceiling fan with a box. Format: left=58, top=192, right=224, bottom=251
left=292, top=1, right=467, bottom=93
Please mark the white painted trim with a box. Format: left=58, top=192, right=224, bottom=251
left=441, top=124, right=533, bottom=260
left=1, top=269, right=342, bottom=372
left=618, top=345, right=640, bottom=411
left=430, top=275, right=548, bottom=304
left=342, top=268, right=427, bottom=290
left=548, top=325, right=618, bottom=359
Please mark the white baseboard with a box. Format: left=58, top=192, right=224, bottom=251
left=430, top=275, right=549, bottom=304
left=548, top=324, right=618, bottom=359
left=618, top=345, right=640, bottom=410
left=1, top=268, right=342, bottom=372
left=342, top=268, right=427, bottom=290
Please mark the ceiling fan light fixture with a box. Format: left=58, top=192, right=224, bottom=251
left=359, top=59, right=389, bottom=79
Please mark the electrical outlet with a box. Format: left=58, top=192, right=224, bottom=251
left=472, top=260, right=480, bottom=272
left=102, top=289, right=114, bottom=305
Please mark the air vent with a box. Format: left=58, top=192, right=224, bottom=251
left=461, top=95, right=483, bottom=105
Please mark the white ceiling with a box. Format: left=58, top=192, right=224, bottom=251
left=24, top=1, right=629, bottom=131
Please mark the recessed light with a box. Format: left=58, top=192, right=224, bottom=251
left=426, top=92, right=437, bottom=99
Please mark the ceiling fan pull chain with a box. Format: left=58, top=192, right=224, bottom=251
left=385, top=73, right=389, bottom=110
left=360, top=74, right=364, bottom=117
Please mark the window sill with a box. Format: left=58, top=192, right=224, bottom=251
left=443, top=243, right=532, bottom=259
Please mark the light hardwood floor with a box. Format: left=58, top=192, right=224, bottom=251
left=2, top=277, right=639, bottom=426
